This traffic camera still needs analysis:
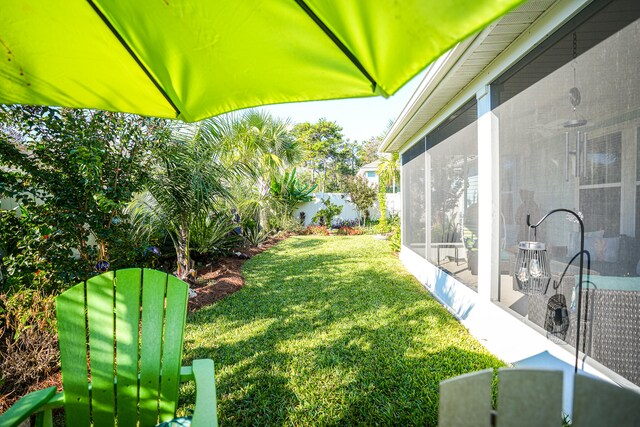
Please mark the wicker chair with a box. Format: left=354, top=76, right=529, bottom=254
left=527, top=265, right=640, bottom=385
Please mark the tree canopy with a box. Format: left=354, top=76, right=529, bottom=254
left=0, top=105, right=171, bottom=290
left=292, top=118, right=380, bottom=192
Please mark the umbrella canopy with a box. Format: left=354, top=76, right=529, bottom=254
left=1, top=0, right=524, bottom=122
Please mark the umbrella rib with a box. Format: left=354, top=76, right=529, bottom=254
left=86, top=0, right=181, bottom=118
left=293, top=0, right=384, bottom=96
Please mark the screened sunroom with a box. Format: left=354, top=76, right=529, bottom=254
left=382, top=0, right=640, bottom=390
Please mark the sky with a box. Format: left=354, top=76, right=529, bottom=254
left=259, top=71, right=425, bottom=143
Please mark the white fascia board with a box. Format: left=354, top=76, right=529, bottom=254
left=380, top=39, right=473, bottom=154
left=391, top=0, right=593, bottom=155
left=452, top=0, right=592, bottom=116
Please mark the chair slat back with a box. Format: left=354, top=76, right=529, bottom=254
left=87, top=272, right=117, bottom=427
left=572, top=374, right=640, bottom=427
left=56, top=268, right=189, bottom=427
left=139, top=269, right=170, bottom=427
left=57, top=284, right=91, bottom=427
left=496, top=368, right=562, bottom=427
left=439, top=369, right=492, bottom=427
left=159, top=275, right=189, bottom=420
left=115, top=269, right=143, bottom=427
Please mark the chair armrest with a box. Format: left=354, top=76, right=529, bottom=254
left=189, top=359, right=218, bottom=427
left=0, top=386, right=57, bottom=427
left=39, top=391, right=65, bottom=411
left=180, top=365, right=195, bottom=381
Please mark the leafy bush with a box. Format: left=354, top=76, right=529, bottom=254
left=0, top=106, right=169, bottom=291
left=242, top=221, right=272, bottom=247
left=378, top=181, right=388, bottom=231
left=270, top=168, right=317, bottom=217
left=331, top=218, right=359, bottom=229
left=377, top=153, right=400, bottom=230
left=190, top=212, right=240, bottom=256
left=311, top=197, right=343, bottom=226
left=390, top=225, right=401, bottom=252
left=0, top=289, right=59, bottom=411
left=272, top=215, right=305, bottom=234
left=388, top=213, right=400, bottom=227
left=371, top=222, right=392, bottom=234
left=335, top=226, right=364, bottom=236
left=344, top=175, right=378, bottom=225
left=301, top=225, right=330, bottom=236
left=0, top=208, right=90, bottom=293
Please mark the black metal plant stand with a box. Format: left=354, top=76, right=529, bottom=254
left=526, top=208, right=586, bottom=373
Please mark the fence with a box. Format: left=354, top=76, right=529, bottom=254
left=293, top=192, right=401, bottom=226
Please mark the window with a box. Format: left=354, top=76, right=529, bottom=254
left=492, top=0, right=640, bottom=385
left=580, top=132, right=622, bottom=234
left=426, top=100, right=478, bottom=290
left=401, top=139, right=426, bottom=257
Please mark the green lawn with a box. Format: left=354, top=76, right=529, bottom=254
left=182, top=235, right=503, bottom=426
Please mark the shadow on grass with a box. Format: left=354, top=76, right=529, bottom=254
left=183, top=237, right=503, bottom=426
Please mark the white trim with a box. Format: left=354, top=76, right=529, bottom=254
left=390, top=0, right=593, bottom=155
left=578, top=183, right=622, bottom=190
left=383, top=18, right=504, bottom=153
left=384, top=43, right=470, bottom=153
left=477, top=87, right=500, bottom=302
left=425, top=148, right=432, bottom=254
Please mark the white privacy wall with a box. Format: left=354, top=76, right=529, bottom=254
left=294, top=192, right=401, bottom=226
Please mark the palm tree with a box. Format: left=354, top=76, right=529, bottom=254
left=377, top=152, right=400, bottom=194
left=127, top=123, right=238, bottom=281
left=127, top=111, right=301, bottom=281
left=377, top=153, right=400, bottom=230
left=203, top=109, right=303, bottom=230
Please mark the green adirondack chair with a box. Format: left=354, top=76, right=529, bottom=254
left=0, top=268, right=218, bottom=427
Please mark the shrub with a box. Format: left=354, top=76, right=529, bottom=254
left=242, top=221, right=272, bottom=247
left=377, top=153, right=400, bottom=230
left=190, top=212, right=240, bottom=256
left=0, top=106, right=170, bottom=292
left=0, top=288, right=59, bottom=411
left=331, top=218, right=359, bottom=229
left=274, top=215, right=305, bottom=234
left=301, top=225, right=330, bottom=236
left=344, top=175, right=378, bottom=225
left=336, top=226, right=364, bottom=236
left=106, top=237, right=163, bottom=271
left=312, top=198, right=342, bottom=226
left=269, top=167, right=316, bottom=217
left=377, top=181, right=388, bottom=231
left=390, top=226, right=401, bottom=253
left=0, top=208, right=91, bottom=294
left=371, top=222, right=392, bottom=235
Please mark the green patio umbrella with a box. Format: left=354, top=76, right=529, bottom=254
left=0, top=0, right=524, bottom=122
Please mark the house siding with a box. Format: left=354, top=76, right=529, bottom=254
left=394, top=0, right=640, bottom=397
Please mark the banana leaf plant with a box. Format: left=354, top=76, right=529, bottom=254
left=270, top=168, right=317, bottom=218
